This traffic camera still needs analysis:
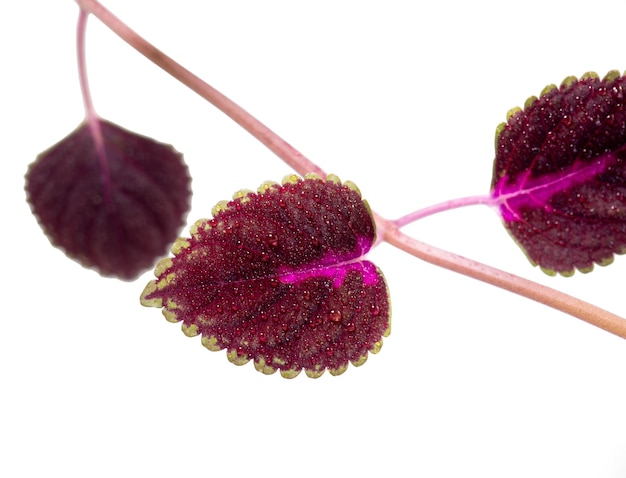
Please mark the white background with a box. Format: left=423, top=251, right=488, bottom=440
left=2, top=1, right=626, bottom=477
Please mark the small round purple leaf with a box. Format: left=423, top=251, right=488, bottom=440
left=25, top=119, right=192, bottom=280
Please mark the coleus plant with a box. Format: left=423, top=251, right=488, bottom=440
left=25, top=0, right=626, bottom=378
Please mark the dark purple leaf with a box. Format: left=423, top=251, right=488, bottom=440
left=25, top=118, right=192, bottom=280
left=491, top=71, right=626, bottom=275
left=140, top=174, right=391, bottom=378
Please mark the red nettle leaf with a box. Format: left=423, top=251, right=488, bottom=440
left=25, top=119, right=192, bottom=280
left=491, top=71, right=626, bottom=275
left=140, top=174, right=391, bottom=378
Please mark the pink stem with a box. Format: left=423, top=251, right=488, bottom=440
left=77, top=7, right=111, bottom=203
left=74, top=0, right=324, bottom=178
left=77, top=9, right=96, bottom=119
left=394, top=194, right=497, bottom=228
left=376, top=212, right=626, bottom=340
left=73, top=0, right=626, bottom=341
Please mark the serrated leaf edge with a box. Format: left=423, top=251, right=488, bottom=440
left=493, top=70, right=626, bottom=277
left=140, top=173, right=387, bottom=378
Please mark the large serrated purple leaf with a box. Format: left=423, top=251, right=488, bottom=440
left=25, top=119, right=192, bottom=280
left=140, top=175, right=391, bottom=378
left=491, top=71, right=626, bottom=275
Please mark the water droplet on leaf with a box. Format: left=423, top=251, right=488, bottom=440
left=329, top=309, right=342, bottom=322
left=140, top=175, right=390, bottom=377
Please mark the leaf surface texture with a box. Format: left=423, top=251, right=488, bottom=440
left=141, top=175, right=391, bottom=378
left=26, top=119, right=191, bottom=279
left=491, top=71, right=626, bottom=275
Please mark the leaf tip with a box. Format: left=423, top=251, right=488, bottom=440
left=580, top=71, right=599, bottom=81
left=560, top=75, right=578, bottom=89
left=343, top=180, right=362, bottom=197
left=324, top=173, right=342, bottom=184
left=597, top=256, right=615, bottom=268
left=494, top=121, right=506, bottom=148
left=505, top=106, right=522, bottom=122
left=280, top=368, right=302, bottom=379
left=370, top=338, right=384, bottom=354
left=523, top=95, right=538, bottom=110
left=181, top=323, right=199, bottom=337
left=281, top=173, right=301, bottom=185
left=351, top=354, right=369, bottom=367
left=304, top=367, right=326, bottom=379
left=211, top=200, right=230, bottom=217
left=162, top=309, right=179, bottom=323
left=328, top=364, right=349, bottom=376
left=254, top=357, right=277, bottom=375
left=171, top=237, right=191, bottom=255
left=140, top=280, right=161, bottom=308
left=227, top=349, right=250, bottom=366
left=232, top=188, right=253, bottom=201
left=304, top=172, right=323, bottom=181
left=257, top=180, right=278, bottom=194
left=602, top=69, right=621, bottom=82
left=201, top=335, right=221, bottom=352
left=539, top=83, right=558, bottom=96
left=154, top=257, right=174, bottom=277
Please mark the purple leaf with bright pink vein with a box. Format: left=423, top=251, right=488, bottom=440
left=25, top=119, right=192, bottom=280
left=140, top=174, right=390, bottom=378
left=491, top=71, right=626, bottom=275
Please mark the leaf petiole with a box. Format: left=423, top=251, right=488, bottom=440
left=74, top=0, right=324, bottom=179
left=378, top=212, right=626, bottom=340
left=76, top=8, right=111, bottom=202
left=393, top=194, right=497, bottom=228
